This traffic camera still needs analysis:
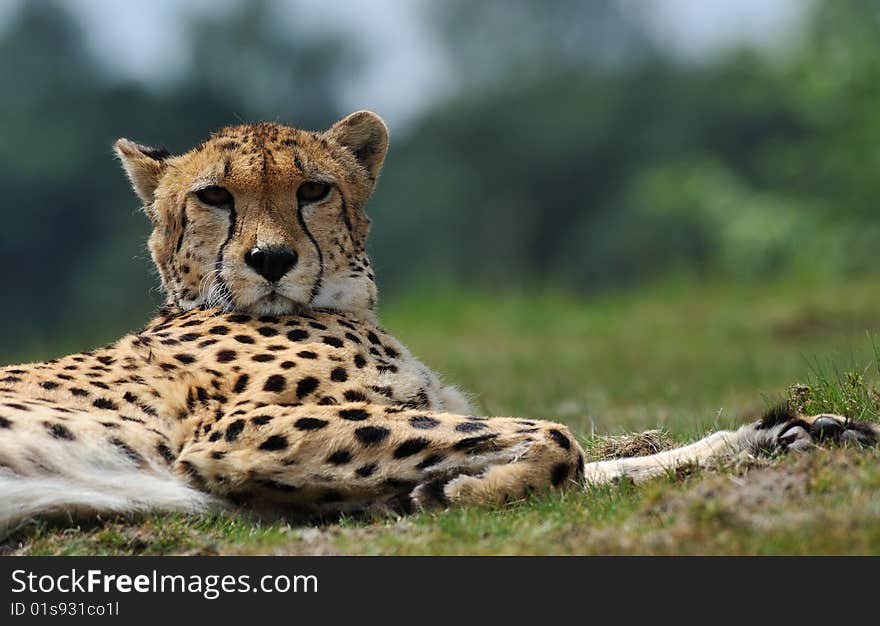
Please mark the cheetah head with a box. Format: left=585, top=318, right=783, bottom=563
left=115, top=111, right=388, bottom=317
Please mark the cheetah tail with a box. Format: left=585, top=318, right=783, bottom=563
left=0, top=426, right=219, bottom=540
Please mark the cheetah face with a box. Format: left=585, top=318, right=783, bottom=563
left=115, top=111, right=388, bottom=317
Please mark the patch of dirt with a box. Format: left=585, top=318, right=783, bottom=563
left=589, top=429, right=673, bottom=460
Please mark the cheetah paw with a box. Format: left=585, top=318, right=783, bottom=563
left=752, top=405, right=878, bottom=454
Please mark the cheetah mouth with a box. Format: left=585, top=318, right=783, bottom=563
left=242, top=291, right=304, bottom=316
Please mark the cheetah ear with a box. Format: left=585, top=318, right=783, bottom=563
left=114, top=138, right=172, bottom=204
left=326, top=111, right=389, bottom=181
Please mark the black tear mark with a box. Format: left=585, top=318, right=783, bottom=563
left=176, top=208, right=188, bottom=252
left=212, top=204, right=239, bottom=301
left=296, top=198, right=324, bottom=302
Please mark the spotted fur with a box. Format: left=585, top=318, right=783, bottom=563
left=0, top=112, right=875, bottom=536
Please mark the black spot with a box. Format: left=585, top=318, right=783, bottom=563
left=354, top=354, right=367, bottom=368
left=354, top=425, right=390, bottom=446
left=263, top=375, right=286, bottom=393
left=251, top=415, right=273, bottom=426
left=453, top=433, right=498, bottom=452
left=416, top=454, right=445, bottom=470
left=548, top=429, right=571, bottom=450
left=409, top=415, right=440, bottom=430
left=180, top=333, right=201, bottom=342
left=178, top=461, right=206, bottom=489
left=758, top=403, right=797, bottom=429
left=326, top=450, right=353, bottom=465
left=287, top=329, right=309, bottom=342
left=208, top=431, right=222, bottom=442
left=225, top=419, right=246, bottom=442
left=297, top=350, right=318, bottom=359
left=295, top=417, right=328, bottom=430
left=216, top=350, right=237, bottom=363
left=252, top=354, right=276, bottom=363
left=39, top=381, right=59, bottom=390
left=355, top=463, right=377, bottom=477
left=322, top=336, right=344, bottom=348
left=234, top=335, right=255, bottom=344
left=384, top=346, right=399, bottom=359
left=344, top=332, right=361, bottom=344
left=551, top=462, right=570, bottom=486
left=110, top=437, right=145, bottom=466
left=93, top=398, right=118, bottom=410
left=46, top=422, right=75, bottom=441
left=256, top=326, right=278, bottom=337
left=258, top=478, right=297, bottom=493
left=156, top=443, right=176, bottom=463
left=175, top=353, right=197, bottom=365
left=309, top=321, right=327, bottom=330
left=258, top=315, right=279, bottom=324
left=344, top=390, right=369, bottom=402
left=0, top=416, right=11, bottom=428
left=330, top=367, right=348, bottom=382
left=367, top=331, right=381, bottom=345
left=456, top=421, right=488, bottom=433
left=233, top=374, right=250, bottom=393
left=211, top=451, right=226, bottom=460
left=339, top=408, right=369, bottom=421
left=280, top=361, right=296, bottom=369
left=228, top=314, right=251, bottom=323
left=259, top=435, right=288, bottom=451
left=393, top=437, right=430, bottom=459
left=384, top=478, right=417, bottom=490
left=209, top=325, right=229, bottom=335
left=296, top=376, right=320, bottom=398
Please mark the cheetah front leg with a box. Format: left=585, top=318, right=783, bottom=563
left=175, top=403, right=586, bottom=515
left=578, top=405, right=878, bottom=486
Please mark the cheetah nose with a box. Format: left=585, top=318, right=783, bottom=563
left=245, top=246, right=298, bottom=283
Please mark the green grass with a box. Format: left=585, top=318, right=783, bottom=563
left=6, top=273, right=880, bottom=555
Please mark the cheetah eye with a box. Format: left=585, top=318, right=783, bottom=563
left=195, top=186, right=233, bottom=207
left=297, top=181, right=331, bottom=204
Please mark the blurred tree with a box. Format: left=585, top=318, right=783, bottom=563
left=0, top=0, right=355, bottom=359
left=2, top=0, right=880, bottom=362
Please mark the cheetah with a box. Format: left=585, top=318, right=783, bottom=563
left=0, top=111, right=875, bottom=536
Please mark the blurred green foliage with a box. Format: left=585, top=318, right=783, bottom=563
left=1, top=0, right=879, bottom=361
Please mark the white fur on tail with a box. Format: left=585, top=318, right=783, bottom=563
left=0, top=422, right=218, bottom=540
